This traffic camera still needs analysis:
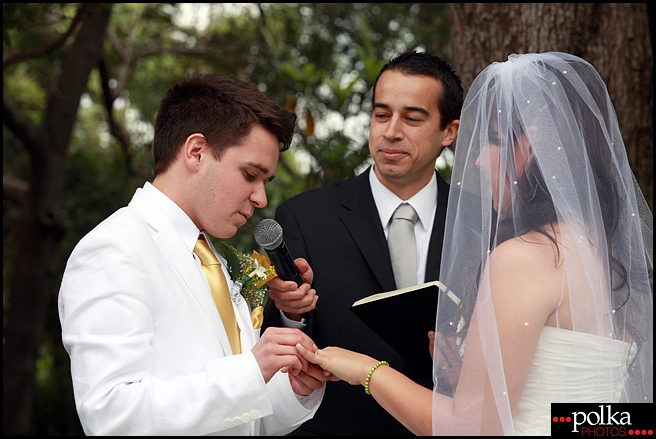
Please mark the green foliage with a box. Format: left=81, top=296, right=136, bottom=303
left=3, top=3, right=451, bottom=434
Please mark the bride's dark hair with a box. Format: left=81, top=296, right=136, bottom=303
left=489, top=61, right=648, bottom=370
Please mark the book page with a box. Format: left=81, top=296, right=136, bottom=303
left=352, top=280, right=460, bottom=307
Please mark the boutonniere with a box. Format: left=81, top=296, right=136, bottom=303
left=215, top=241, right=277, bottom=310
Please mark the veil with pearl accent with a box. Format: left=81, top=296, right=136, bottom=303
left=431, top=52, right=653, bottom=435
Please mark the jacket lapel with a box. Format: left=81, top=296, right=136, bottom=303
left=232, top=297, right=257, bottom=351
left=339, top=168, right=449, bottom=288
left=128, top=188, right=234, bottom=357
left=425, top=172, right=449, bottom=282
left=339, top=168, right=397, bottom=293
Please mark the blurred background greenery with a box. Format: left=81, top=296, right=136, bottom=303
left=4, top=4, right=452, bottom=434
left=4, top=3, right=651, bottom=435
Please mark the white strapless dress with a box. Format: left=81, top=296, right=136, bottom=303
left=513, top=326, right=633, bottom=436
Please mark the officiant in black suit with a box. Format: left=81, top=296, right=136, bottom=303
left=262, top=51, right=463, bottom=436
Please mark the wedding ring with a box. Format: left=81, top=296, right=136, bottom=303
left=441, top=364, right=449, bottom=370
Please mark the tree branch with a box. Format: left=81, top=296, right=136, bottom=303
left=105, top=28, right=134, bottom=95
left=98, top=55, right=135, bottom=176
left=43, top=3, right=113, bottom=155
left=3, top=89, right=41, bottom=156
left=3, top=174, right=29, bottom=206
left=2, top=4, right=88, bottom=70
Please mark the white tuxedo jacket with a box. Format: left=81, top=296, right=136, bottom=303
left=58, top=185, right=322, bottom=435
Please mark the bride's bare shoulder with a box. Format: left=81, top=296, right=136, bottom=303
left=492, top=230, right=561, bottom=266
left=488, top=228, right=565, bottom=294
left=487, top=229, right=565, bottom=316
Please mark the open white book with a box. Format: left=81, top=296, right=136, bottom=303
left=352, top=280, right=460, bottom=307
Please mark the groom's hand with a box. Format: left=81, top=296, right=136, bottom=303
left=251, top=327, right=315, bottom=383
left=286, top=363, right=332, bottom=396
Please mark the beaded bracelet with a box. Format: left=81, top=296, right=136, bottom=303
left=364, top=361, right=389, bottom=395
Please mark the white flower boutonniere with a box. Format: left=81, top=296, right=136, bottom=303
left=216, top=241, right=277, bottom=310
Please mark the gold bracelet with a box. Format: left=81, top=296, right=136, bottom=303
left=364, top=361, right=389, bottom=395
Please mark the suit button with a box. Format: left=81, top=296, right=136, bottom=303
left=223, top=419, right=233, bottom=428
left=232, top=416, right=243, bottom=426
left=241, top=414, right=251, bottom=423
left=250, top=410, right=259, bottom=419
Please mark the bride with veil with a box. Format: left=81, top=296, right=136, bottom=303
left=295, top=52, right=652, bottom=435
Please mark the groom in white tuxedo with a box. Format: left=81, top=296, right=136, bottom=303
left=58, top=74, right=326, bottom=435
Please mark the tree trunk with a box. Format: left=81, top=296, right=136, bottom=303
left=2, top=4, right=112, bottom=435
left=448, top=3, right=653, bottom=211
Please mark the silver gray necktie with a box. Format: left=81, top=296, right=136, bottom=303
left=388, top=203, right=418, bottom=289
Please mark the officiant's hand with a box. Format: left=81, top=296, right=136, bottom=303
left=266, top=258, right=318, bottom=321
left=430, top=331, right=462, bottom=389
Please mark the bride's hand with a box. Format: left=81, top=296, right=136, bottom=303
left=296, top=344, right=378, bottom=386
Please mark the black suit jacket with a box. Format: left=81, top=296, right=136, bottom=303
left=263, top=166, right=449, bottom=435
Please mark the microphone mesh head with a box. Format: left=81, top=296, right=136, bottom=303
left=254, top=219, right=284, bottom=250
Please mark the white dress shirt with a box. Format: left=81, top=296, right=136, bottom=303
left=369, top=166, right=438, bottom=287
left=279, top=167, right=439, bottom=327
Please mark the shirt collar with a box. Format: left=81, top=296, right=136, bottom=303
left=369, top=166, right=438, bottom=232
left=142, top=182, right=201, bottom=255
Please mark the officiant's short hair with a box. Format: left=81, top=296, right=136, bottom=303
left=373, top=50, right=463, bottom=131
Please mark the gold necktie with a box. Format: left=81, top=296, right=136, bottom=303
left=194, top=237, right=241, bottom=354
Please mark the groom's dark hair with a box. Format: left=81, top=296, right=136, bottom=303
left=153, top=73, right=296, bottom=177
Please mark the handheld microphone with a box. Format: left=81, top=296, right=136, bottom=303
left=254, top=219, right=315, bottom=319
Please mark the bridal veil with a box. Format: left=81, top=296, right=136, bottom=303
left=432, top=52, right=653, bottom=435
